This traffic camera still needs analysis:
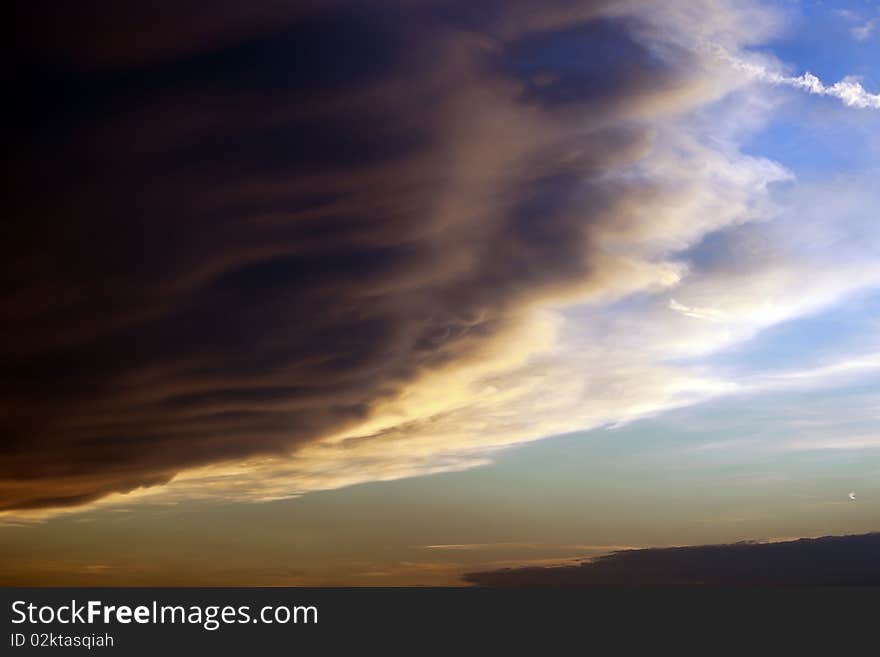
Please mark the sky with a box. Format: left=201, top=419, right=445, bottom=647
left=2, top=0, right=879, bottom=585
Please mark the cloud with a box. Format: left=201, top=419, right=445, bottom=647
left=708, top=46, right=880, bottom=109
left=789, top=73, right=880, bottom=109
left=834, top=6, right=878, bottom=40
left=834, top=9, right=860, bottom=22
left=5, top=0, right=786, bottom=514
left=5, top=0, right=879, bottom=519
left=421, top=543, right=538, bottom=551
left=464, top=532, right=880, bottom=586
left=668, top=298, right=728, bottom=322
left=852, top=18, right=878, bottom=42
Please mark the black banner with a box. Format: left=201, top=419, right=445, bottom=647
left=2, top=587, right=877, bottom=654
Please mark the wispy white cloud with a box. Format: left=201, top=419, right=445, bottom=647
left=781, top=435, right=880, bottom=452
left=852, top=17, right=878, bottom=41
left=668, top=298, right=728, bottom=322
left=707, top=45, right=880, bottom=109
left=788, top=72, right=880, bottom=109
left=834, top=5, right=878, bottom=41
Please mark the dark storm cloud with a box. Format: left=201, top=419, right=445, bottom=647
left=464, top=533, right=880, bottom=586
left=3, top=0, right=697, bottom=511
